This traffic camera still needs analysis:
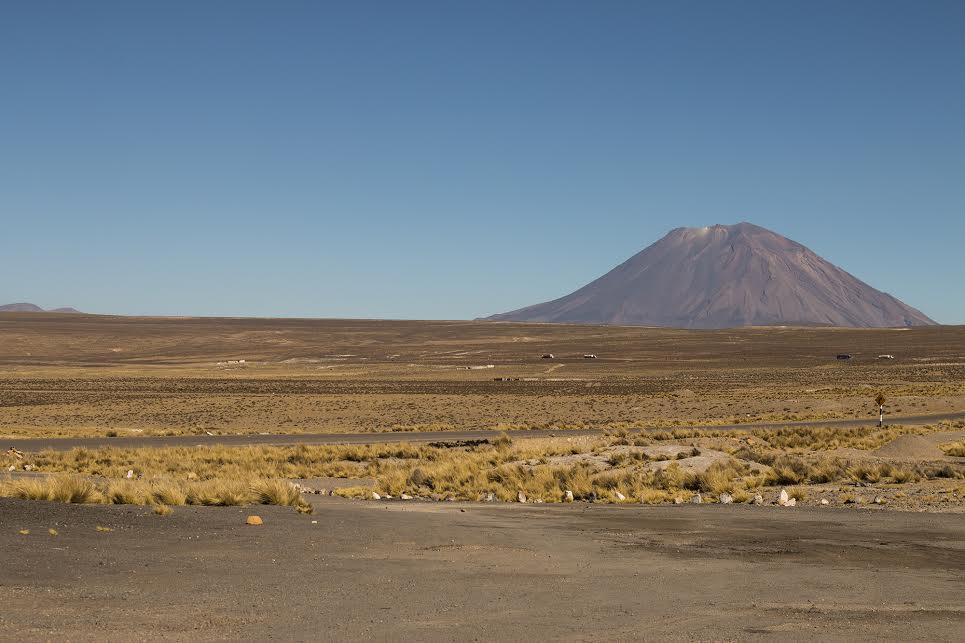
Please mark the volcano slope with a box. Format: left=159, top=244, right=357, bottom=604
left=488, top=222, right=935, bottom=328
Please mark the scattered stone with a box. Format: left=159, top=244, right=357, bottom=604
left=778, top=489, right=790, bottom=506
left=874, top=495, right=886, bottom=505
left=820, top=498, right=829, bottom=505
left=786, top=498, right=796, bottom=507
left=719, top=492, right=733, bottom=504
left=6, top=447, right=24, bottom=459
left=430, top=493, right=443, bottom=502
left=6, top=465, right=14, bottom=472
left=674, top=497, right=683, bottom=505
left=534, top=499, right=544, bottom=504
left=371, top=492, right=382, bottom=500
left=48, top=528, right=58, bottom=536
left=614, top=491, right=626, bottom=501
left=690, top=493, right=702, bottom=504
left=95, top=526, right=112, bottom=532
left=186, top=472, right=198, bottom=480
left=485, top=492, right=495, bottom=502
left=125, top=470, right=134, bottom=479
left=751, top=494, right=764, bottom=505
left=23, top=464, right=32, bottom=471
left=517, top=491, right=527, bottom=503
left=245, top=515, right=263, bottom=526
left=18, top=529, right=29, bottom=535
left=563, top=490, right=574, bottom=502
left=311, top=520, right=318, bottom=524
left=588, top=491, right=598, bottom=503
left=400, top=493, right=412, bottom=500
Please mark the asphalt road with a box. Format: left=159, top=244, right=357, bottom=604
left=5, top=411, right=963, bottom=452
left=1, top=497, right=962, bottom=640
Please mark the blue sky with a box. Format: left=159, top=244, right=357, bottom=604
left=2, top=1, right=963, bottom=322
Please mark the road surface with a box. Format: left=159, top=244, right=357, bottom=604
left=0, top=497, right=962, bottom=640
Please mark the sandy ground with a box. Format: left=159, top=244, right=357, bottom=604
left=1, top=497, right=962, bottom=641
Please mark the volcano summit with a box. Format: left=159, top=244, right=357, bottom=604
left=487, top=223, right=934, bottom=329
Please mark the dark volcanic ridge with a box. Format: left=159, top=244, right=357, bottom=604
left=487, top=223, right=935, bottom=329
left=0, top=302, right=82, bottom=314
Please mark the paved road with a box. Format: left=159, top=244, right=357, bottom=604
left=5, top=411, right=963, bottom=452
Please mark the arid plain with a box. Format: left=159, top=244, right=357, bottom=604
left=1, top=313, right=963, bottom=640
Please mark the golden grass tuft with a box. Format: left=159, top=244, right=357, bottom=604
left=941, top=441, right=965, bottom=457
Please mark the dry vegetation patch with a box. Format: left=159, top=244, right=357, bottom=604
left=5, top=427, right=961, bottom=509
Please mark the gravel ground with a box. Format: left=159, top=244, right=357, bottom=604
left=1, top=496, right=962, bottom=641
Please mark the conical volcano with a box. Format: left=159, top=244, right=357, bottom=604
left=487, top=223, right=935, bottom=329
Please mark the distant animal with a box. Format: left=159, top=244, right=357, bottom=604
left=877, top=354, right=895, bottom=360
left=836, top=354, right=852, bottom=360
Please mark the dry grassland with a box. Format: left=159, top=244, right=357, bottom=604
left=4, top=421, right=962, bottom=511
left=1, top=315, right=962, bottom=511
left=1, top=315, right=963, bottom=439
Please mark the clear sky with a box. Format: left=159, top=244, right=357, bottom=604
left=2, top=1, right=963, bottom=323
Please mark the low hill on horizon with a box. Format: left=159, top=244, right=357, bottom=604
left=0, top=302, right=82, bottom=314
left=486, top=223, right=935, bottom=329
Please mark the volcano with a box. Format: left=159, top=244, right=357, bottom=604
left=486, top=223, right=934, bottom=329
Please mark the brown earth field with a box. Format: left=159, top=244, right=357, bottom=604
left=1, top=496, right=963, bottom=641
left=1, top=313, right=964, bottom=439
left=1, top=314, right=964, bottom=638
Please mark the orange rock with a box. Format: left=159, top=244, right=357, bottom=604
left=245, top=515, right=263, bottom=526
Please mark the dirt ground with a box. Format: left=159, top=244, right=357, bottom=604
left=0, top=314, right=963, bottom=639
left=1, top=497, right=962, bottom=641
left=1, top=314, right=963, bottom=439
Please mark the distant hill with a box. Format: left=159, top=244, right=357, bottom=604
left=486, top=222, right=935, bottom=329
left=0, top=303, right=83, bottom=314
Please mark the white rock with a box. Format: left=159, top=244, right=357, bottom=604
left=126, top=470, right=134, bottom=479
left=752, top=493, right=764, bottom=505
left=778, top=489, right=790, bottom=506
left=786, top=498, right=796, bottom=507
left=23, top=464, right=32, bottom=471
left=674, top=497, right=683, bottom=505
left=371, top=492, right=381, bottom=500
left=615, top=491, right=626, bottom=501
left=820, top=498, right=829, bottom=505
left=719, top=492, right=734, bottom=504
left=874, top=495, right=886, bottom=505
left=563, top=490, right=574, bottom=502
left=6, top=465, right=14, bottom=472
left=517, top=491, right=527, bottom=503
left=690, top=493, right=702, bottom=504
left=400, top=493, right=412, bottom=500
